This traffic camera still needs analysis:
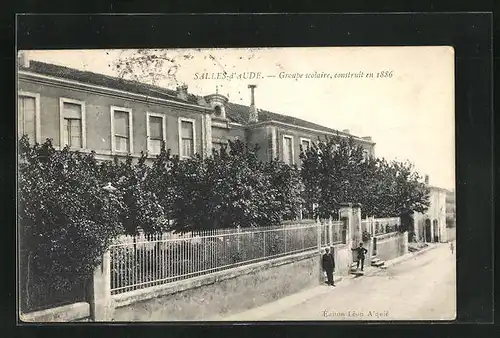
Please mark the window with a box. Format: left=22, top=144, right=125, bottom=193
left=300, top=138, right=311, bottom=152
left=18, top=92, right=40, bottom=143
left=147, top=112, right=166, bottom=154
left=212, top=140, right=227, bottom=153
left=363, top=149, right=369, bottom=161
left=282, top=135, right=294, bottom=165
left=60, top=98, right=85, bottom=149
left=178, top=118, right=195, bottom=158
left=214, top=105, right=222, bottom=117
left=111, top=106, right=133, bottom=153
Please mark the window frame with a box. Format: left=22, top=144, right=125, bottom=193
left=212, top=138, right=228, bottom=153
left=178, top=117, right=196, bottom=159
left=110, top=105, right=133, bottom=154
left=282, top=134, right=295, bottom=165
left=18, top=91, right=41, bottom=144
left=146, top=112, right=167, bottom=154
left=299, top=137, right=311, bottom=152
left=59, top=97, right=86, bottom=150
left=363, top=149, right=369, bottom=161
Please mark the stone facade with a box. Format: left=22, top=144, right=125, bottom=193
left=17, top=60, right=376, bottom=165
left=414, top=186, right=448, bottom=243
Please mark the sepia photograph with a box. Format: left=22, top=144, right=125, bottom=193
left=17, top=46, right=456, bottom=322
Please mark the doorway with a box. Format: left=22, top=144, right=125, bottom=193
left=424, top=219, right=432, bottom=242
left=433, top=220, right=439, bottom=242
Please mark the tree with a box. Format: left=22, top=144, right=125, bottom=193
left=99, top=153, right=167, bottom=235
left=300, top=134, right=430, bottom=224
left=300, top=135, right=368, bottom=219
left=264, top=159, right=304, bottom=221
left=164, top=139, right=304, bottom=233
left=18, top=137, right=125, bottom=311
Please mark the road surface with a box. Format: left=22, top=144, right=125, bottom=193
left=225, top=243, right=456, bottom=321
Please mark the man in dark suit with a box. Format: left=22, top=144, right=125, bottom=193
left=329, top=246, right=336, bottom=285
left=352, top=242, right=368, bottom=271
left=322, top=248, right=335, bottom=286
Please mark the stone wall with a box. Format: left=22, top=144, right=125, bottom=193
left=112, top=250, right=322, bottom=321
left=374, top=232, right=408, bottom=261
left=329, top=244, right=353, bottom=277
left=20, top=302, right=90, bottom=323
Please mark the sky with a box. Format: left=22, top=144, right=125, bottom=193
left=24, top=47, right=455, bottom=190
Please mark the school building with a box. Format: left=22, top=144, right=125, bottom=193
left=17, top=56, right=376, bottom=166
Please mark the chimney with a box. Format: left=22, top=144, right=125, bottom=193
left=176, top=84, right=189, bottom=101
left=18, top=51, right=30, bottom=68
left=424, top=175, right=429, bottom=185
left=362, top=136, right=372, bottom=141
left=248, top=84, right=258, bottom=123
left=342, top=129, right=350, bottom=134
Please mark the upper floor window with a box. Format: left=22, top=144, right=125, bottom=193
left=179, top=118, right=195, bottom=158
left=111, top=106, right=133, bottom=153
left=214, top=105, right=222, bottom=117
left=60, top=98, right=86, bottom=149
left=283, top=135, right=294, bottom=165
left=212, top=139, right=228, bottom=153
left=147, top=112, right=166, bottom=155
left=18, top=92, right=40, bottom=143
left=363, top=149, right=370, bottom=161
left=300, top=138, right=311, bottom=152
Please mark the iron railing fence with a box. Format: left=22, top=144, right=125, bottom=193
left=110, top=222, right=333, bottom=295
left=373, top=217, right=401, bottom=236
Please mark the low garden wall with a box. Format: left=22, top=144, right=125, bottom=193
left=20, top=302, right=91, bottom=323
left=329, top=243, right=354, bottom=277
left=112, top=249, right=322, bottom=321
left=374, top=232, right=408, bottom=261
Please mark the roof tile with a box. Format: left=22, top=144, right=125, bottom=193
left=21, top=61, right=364, bottom=140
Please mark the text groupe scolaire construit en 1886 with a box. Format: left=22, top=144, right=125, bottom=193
left=193, top=70, right=394, bottom=80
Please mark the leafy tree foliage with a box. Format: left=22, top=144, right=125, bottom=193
left=167, top=140, right=303, bottom=232
left=300, top=135, right=430, bottom=226
left=18, top=136, right=125, bottom=307
left=99, top=153, right=166, bottom=235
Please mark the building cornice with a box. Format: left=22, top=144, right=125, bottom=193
left=246, top=120, right=376, bottom=145
left=211, top=119, right=230, bottom=129
left=18, top=71, right=210, bottom=113
left=427, top=185, right=450, bottom=192
left=228, top=122, right=245, bottom=128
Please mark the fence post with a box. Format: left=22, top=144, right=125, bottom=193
left=402, top=231, right=409, bottom=254
left=316, top=215, right=321, bottom=251
left=88, top=251, right=112, bottom=321
left=339, top=203, right=362, bottom=261
left=328, top=216, right=333, bottom=245
left=317, top=216, right=324, bottom=285
left=237, top=225, right=241, bottom=252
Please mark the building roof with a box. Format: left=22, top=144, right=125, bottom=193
left=20, top=61, right=200, bottom=105
left=225, top=102, right=355, bottom=138
left=20, top=61, right=369, bottom=141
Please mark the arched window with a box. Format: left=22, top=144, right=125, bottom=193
left=214, top=105, right=222, bottom=117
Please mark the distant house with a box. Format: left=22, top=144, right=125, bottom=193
left=445, top=190, right=456, bottom=228
left=17, top=57, right=376, bottom=167
left=413, top=177, right=449, bottom=243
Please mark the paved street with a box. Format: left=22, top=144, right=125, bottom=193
left=223, top=242, right=456, bottom=321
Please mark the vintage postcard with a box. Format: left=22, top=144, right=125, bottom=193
left=17, top=46, right=455, bottom=322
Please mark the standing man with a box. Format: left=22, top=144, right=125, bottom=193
left=322, top=248, right=335, bottom=286
left=329, top=246, right=336, bottom=286
left=351, top=242, right=368, bottom=271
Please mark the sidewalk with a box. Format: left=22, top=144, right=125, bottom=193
left=214, top=243, right=440, bottom=321
left=210, top=275, right=344, bottom=321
